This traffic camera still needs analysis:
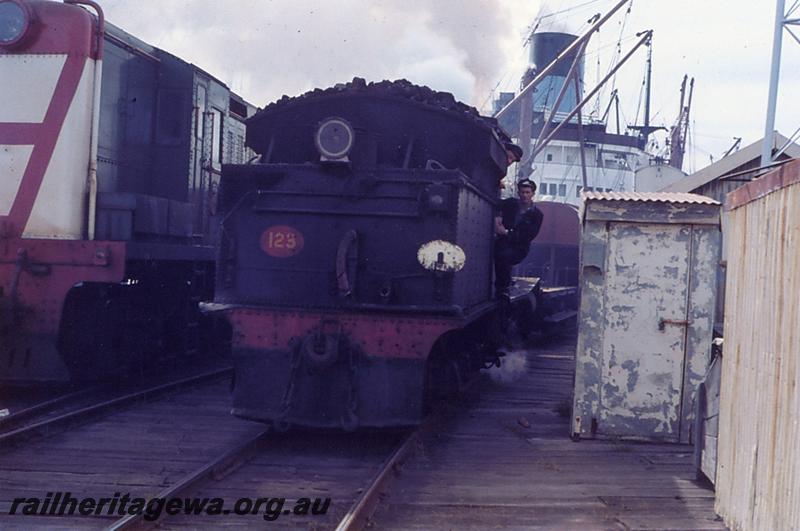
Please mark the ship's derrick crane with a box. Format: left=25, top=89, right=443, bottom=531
left=668, top=75, right=694, bottom=171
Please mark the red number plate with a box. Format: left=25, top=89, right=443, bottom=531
left=260, top=225, right=304, bottom=258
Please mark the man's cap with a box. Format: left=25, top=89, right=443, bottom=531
left=504, top=143, right=523, bottom=161
left=517, top=178, right=536, bottom=188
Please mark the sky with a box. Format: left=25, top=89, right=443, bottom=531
left=100, top=0, right=800, bottom=174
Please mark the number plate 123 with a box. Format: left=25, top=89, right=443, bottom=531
left=260, top=225, right=305, bottom=258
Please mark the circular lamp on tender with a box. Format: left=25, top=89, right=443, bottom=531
left=315, top=117, right=354, bottom=161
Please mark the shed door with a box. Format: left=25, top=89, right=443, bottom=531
left=599, top=223, right=691, bottom=441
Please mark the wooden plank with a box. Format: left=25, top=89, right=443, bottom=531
left=368, top=334, right=721, bottom=530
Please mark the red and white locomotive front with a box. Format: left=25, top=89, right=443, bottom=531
left=0, top=0, right=124, bottom=381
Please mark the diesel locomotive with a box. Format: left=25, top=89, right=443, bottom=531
left=0, top=0, right=254, bottom=382
left=212, top=78, right=528, bottom=429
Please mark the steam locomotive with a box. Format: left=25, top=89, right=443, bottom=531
left=0, top=0, right=254, bottom=382
left=210, top=78, right=538, bottom=429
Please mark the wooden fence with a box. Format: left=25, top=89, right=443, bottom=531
left=715, top=159, right=800, bottom=530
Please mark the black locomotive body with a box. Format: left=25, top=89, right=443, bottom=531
left=215, top=79, right=515, bottom=429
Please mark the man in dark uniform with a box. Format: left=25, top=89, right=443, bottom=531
left=494, top=178, right=543, bottom=298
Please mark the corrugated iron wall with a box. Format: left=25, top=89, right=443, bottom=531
left=715, top=161, right=800, bottom=530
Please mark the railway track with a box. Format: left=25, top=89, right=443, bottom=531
left=0, top=335, right=722, bottom=530
left=0, top=386, right=101, bottom=431
left=102, top=427, right=416, bottom=530
left=0, top=367, right=436, bottom=530
left=335, top=428, right=423, bottom=531
left=0, top=367, right=232, bottom=446
left=101, top=402, right=450, bottom=530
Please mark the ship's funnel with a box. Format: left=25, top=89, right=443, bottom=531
left=527, top=31, right=584, bottom=118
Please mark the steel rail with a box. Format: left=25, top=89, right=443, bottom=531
left=0, top=367, right=232, bottom=447
left=104, top=426, right=413, bottom=530
left=335, top=400, right=455, bottom=531
left=106, top=427, right=270, bottom=530
left=334, top=429, right=420, bottom=531
left=0, top=386, right=100, bottom=431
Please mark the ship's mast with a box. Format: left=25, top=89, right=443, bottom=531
left=574, top=74, right=589, bottom=189
left=669, top=75, right=694, bottom=171
left=628, top=35, right=664, bottom=145
left=644, top=38, right=652, bottom=142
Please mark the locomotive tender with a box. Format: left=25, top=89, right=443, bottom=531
left=0, top=0, right=254, bottom=382
left=215, top=78, right=522, bottom=429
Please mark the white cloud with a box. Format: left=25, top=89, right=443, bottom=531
left=99, top=0, right=800, bottom=172
left=101, top=0, right=530, bottom=108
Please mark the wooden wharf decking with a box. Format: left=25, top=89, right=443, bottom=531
left=0, top=377, right=401, bottom=529
left=0, top=333, right=726, bottom=530
left=0, top=379, right=260, bottom=529
left=370, top=333, right=726, bottom=530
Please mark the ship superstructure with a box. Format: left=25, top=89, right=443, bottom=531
left=494, top=0, right=688, bottom=204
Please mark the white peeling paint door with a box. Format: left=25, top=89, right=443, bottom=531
left=599, top=223, right=691, bottom=441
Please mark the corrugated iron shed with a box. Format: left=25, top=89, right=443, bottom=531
left=579, top=191, right=721, bottom=226
left=582, top=191, right=720, bottom=204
